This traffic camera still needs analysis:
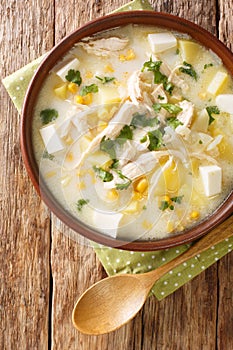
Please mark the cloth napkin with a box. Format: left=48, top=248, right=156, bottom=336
left=2, top=0, right=233, bottom=300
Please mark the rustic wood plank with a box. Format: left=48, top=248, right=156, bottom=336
left=0, top=0, right=54, bottom=349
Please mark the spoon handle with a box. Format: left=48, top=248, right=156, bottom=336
left=140, top=215, right=233, bottom=289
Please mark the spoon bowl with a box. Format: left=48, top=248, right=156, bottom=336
left=72, top=215, right=233, bottom=335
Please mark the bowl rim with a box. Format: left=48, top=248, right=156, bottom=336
left=20, top=10, right=233, bottom=251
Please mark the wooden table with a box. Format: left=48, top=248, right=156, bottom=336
left=1, top=0, right=233, bottom=349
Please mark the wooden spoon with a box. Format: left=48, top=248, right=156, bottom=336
left=72, top=215, right=233, bottom=335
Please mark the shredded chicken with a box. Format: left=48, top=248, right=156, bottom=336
left=78, top=37, right=129, bottom=56
left=151, top=84, right=168, bottom=103
left=176, top=100, right=194, bottom=127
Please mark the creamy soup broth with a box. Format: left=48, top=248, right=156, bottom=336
left=32, top=24, right=233, bottom=241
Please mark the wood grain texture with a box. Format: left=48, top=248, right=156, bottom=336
left=1, top=0, right=233, bottom=349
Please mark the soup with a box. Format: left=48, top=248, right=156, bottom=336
left=32, top=24, right=233, bottom=241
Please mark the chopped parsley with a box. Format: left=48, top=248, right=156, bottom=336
left=109, top=159, right=119, bottom=169
left=147, top=129, right=164, bottom=151
left=95, top=76, right=115, bottom=84
left=142, top=205, right=147, bottom=210
left=159, top=195, right=184, bottom=211
left=93, top=166, right=113, bottom=182
left=199, top=140, right=203, bottom=144
left=170, top=195, right=184, bottom=204
left=158, top=94, right=165, bottom=100
left=140, top=135, right=148, bottom=143
left=206, top=106, right=220, bottom=125
left=100, top=125, right=133, bottom=159
left=65, top=69, right=82, bottom=85
left=142, top=57, right=174, bottom=94
left=40, top=108, right=58, bottom=125
left=167, top=117, right=183, bottom=129
left=42, top=150, right=55, bottom=160
left=131, top=113, right=159, bottom=128
left=204, top=63, right=213, bottom=69
left=76, top=199, right=89, bottom=212
left=159, top=200, right=170, bottom=211
left=80, top=84, right=99, bottom=96
left=153, top=103, right=182, bottom=115
left=179, top=61, right=198, bottom=81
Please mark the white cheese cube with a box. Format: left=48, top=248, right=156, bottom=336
left=92, top=211, right=123, bottom=238
left=148, top=33, right=177, bottom=53
left=216, top=94, right=233, bottom=114
left=207, top=71, right=228, bottom=95
left=55, top=58, right=80, bottom=82
left=199, top=165, right=222, bottom=197
left=40, top=124, right=64, bottom=154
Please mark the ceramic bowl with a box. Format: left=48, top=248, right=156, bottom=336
left=21, top=11, right=233, bottom=251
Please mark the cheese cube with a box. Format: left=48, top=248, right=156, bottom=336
left=40, top=124, right=64, bottom=154
left=207, top=71, right=228, bottom=95
left=199, top=165, right=222, bottom=197
left=92, top=211, right=123, bottom=238
left=54, top=58, right=80, bottom=82
left=179, top=40, right=201, bottom=63
left=216, top=94, right=233, bottom=114
left=148, top=33, right=177, bottom=53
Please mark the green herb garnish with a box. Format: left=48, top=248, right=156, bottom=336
left=80, top=84, right=99, bottom=96
left=65, top=69, right=82, bottom=85
left=206, top=106, right=220, bottom=125
left=147, top=129, right=163, bottom=151
left=167, top=117, right=183, bottom=129
left=100, top=136, right=116, bottom=159
left=95, top=76, right=115, bottom=84
left=109, top=159, right=119, bottom=169
left=153, top=103, right=183, bottom=115
left=204, top=63, right=213, bottom=69
left=40, top=108, right=58, bottom=125
left=116, top=125, right=133, bottom=144
left=115, top=170, right=132, bottom=190
left=93, top=166, right=113, bottom=182
left=158, top=95, right=165, bottom=100
left=159, top=200, right=170, bottom=211
left=199, top=140, right=203, bottom=144
left=140, top=135, right=148, bottom=143
left=42, top=150, right=55, bottom=160
left=131, top=113, right=159, bottom=128
left=170, top=195, right=184, bottom=204
left=179, top=61, right=198, bottom=80
left=76, top=199, right=89, bottom=212
left=142, top=57, right=174, bottom=94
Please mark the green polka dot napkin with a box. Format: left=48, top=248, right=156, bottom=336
left=2, top=0, right=233, bottom=300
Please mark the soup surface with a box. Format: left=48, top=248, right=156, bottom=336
left=33, top=24, right=233, bottom=241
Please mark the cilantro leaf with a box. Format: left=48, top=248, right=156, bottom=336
left=109, top=159, right=119, bottom=169
left=100, top=136, right=116, bottom=159
left=147, top=129, right=163, bottom=151
left=116, top=125, right=133, bottom=144
left=206, top=106, right=220, bottom=125
left=153, top=103, right=182, bottom=115
left=114, top=170, right=132, bottom=190
left=42, top=150, right=55, bottom=160
left=159, top=200, right=170, bottom=211
left=65, top=69, right=82, bottom=85
left=142, top=57, right=174, bottom=94
left=95, top=76, right=115, bottom=84
left=131, top=113, right=159, bottom=128
left=179, top=61, right=198, bottom=80
left=93, top=166, right=113, bottom=182
left=167, top=117, right=183, bottom=129
left=76, top=199, right=89, bottom=212
left=80, top=84, right=98, bottom=96
left=204, top=63, right=213, bottom=69
left=40, top=108, right=58, bottom=125
left=170, top=195, right=184, bottom=204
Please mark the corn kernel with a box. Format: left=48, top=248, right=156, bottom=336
left=83, top=93, right=93, bottom=105
left=167, top=221, right=174, bottom=233
left=126, top=49, right=136, bottom=60
left=85, top=70, right=93, bottom=79
left=75, top=95, right=84, bottom=104
left=198, top=92, right=207, bottom=100
left=190, top=211, right=199, bottom=219
left=123, top=201, right=139, bottom=214
left=65, top=152, right=74, bottom=162
left=61, top=176, right=71, bottom=187
left=142, top=220, right=153, bottom=230
left=135, top=178, right=148, bottom=194
left=77, top=181, right=86, bottom=190
left=67, top=82, right=78, bottom=94
left=132, top=191, right=143, bottom=201
left=119, top=54, right=126, bottom=61
left=162, top=195, right=170, bottom=203
left=45, top=171, right=56, bottom=178
left=107, top=189, right=119, bottom=201
left=104, top=64, right=115, bottom=73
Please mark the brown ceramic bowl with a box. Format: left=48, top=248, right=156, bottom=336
left=21, top=11, right=233, bottom=251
